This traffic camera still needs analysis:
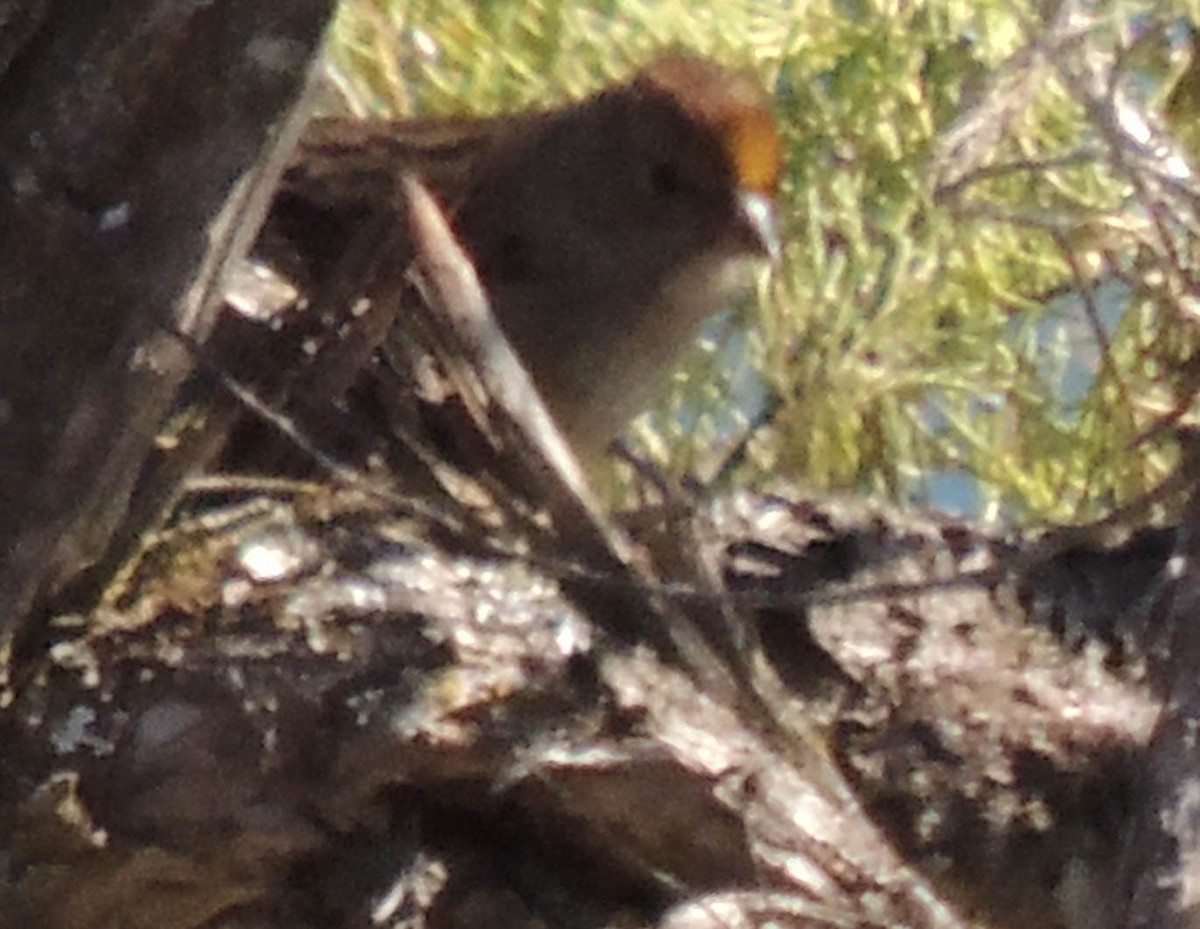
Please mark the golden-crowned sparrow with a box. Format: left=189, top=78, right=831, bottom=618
left=255, top=53, right=781, bottom=463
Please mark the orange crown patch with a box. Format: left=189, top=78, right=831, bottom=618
left=635, top=53, right=782, bottom=196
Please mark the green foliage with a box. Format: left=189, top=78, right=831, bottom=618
left=326, top=0, right=1200, bottom=527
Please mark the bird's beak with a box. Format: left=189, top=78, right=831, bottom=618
left=736, top=190, right=781, bottom=265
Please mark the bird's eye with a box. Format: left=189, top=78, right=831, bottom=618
left=647, top=158, right=683, bottom=198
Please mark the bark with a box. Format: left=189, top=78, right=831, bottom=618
left=0, top=481, right=1177, bottom=929
left=1115, top=438, right=1200, bottom=929
left=0, top=0, right=336, bottom=648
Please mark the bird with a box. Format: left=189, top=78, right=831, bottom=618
left=245, top=52, right=782, bottom=467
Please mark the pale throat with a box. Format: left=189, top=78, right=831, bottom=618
left=540, top=248, right=764, bottom=455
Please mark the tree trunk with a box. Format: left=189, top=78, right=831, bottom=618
left=0, top=0, right=335, bottom=649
